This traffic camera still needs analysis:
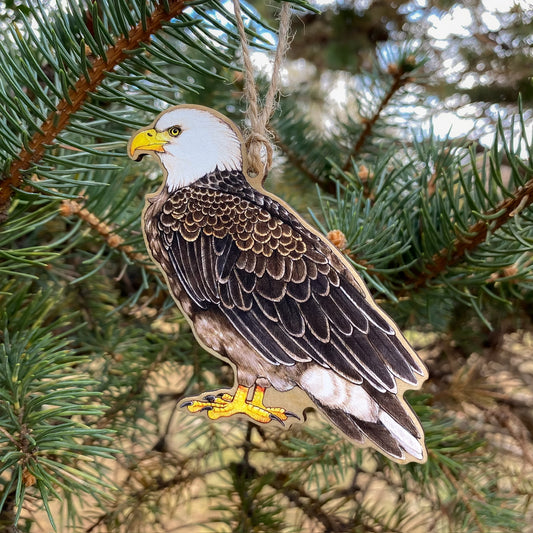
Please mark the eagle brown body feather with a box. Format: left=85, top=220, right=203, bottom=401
left=144, top=168, right=426, bottom=460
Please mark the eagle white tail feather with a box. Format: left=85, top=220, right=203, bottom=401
left=300, top=366, right=423, bottom=461
left=378, top=411, right=423, bottom=460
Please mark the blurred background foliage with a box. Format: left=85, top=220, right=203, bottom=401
left=0, top=0, right=532, bottom=532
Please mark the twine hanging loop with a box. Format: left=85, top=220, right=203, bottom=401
left=232, top=0, right=292, bottom=181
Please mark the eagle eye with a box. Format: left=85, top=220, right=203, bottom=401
left=168, top=126, right=182, bottom=137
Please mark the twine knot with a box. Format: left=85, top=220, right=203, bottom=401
left=244, top=131, right=273, bottom=178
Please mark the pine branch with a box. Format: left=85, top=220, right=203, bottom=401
left=410, top=174, right=533, bottom=290
left=84, top=463, right=226, bottom=533
left=268, top=473, right=350, bottom=532
left=271, top=128, right=332, bottom=193
left=341, top=64, right=413, bottom=173
left=59, top=199, right=156, bottom=271
left=439, top=462, right=487, bottom=533
left=93, top=353, right=162, bottom=430
left=0, top=0, right=187, bottom=216
left=327, top=228, right=383, bottom=281
left=0, top=489, right=16, bottom=533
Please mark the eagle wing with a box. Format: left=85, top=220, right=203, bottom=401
left=156, top=181, right=424, bottom=394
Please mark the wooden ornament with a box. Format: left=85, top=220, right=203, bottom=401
left=128, top=104, right=428, bottom=464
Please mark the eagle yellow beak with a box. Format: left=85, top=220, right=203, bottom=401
left=128, top=129, right=171, bottom=159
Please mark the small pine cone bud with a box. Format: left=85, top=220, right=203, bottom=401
left=358, top=165, right=372, bottom=182
left=83, top=210, right=98, bottom=227
left=107, top=234, right=124, bottom=248
left=59, top=200, right=80, bottom=217
left=233, top=70, right=244, bottom=84
left=488, top=271, right=499, bottom=283
left=488, top=265, right=519, bottom=283
left=502, top=265, right=518, bottom=278
left=121, top=244, right=134, bottom=255
left=405, top=54, right=417, bottom=67
left=327, top=229, right=347, bottom=251
left=400, top=54, right=418, bottom=73
left=387, top=63, right=400, bottom=76
left=22, top=468, right=36, bottom=487
left=97, top=222, right=109, bottom=237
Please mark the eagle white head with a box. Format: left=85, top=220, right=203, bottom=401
left=129, top=105, right=243, bottom=191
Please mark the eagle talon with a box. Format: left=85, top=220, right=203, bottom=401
left=181, top=385, right=295, bottom=426
left=269, top=413, right=285, bottom=426
left=285, top=411, right=300, bottom=420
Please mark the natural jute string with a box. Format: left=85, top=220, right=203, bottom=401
left=232, top=0, right=292, bottom=180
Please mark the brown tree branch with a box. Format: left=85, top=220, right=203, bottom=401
left=271, top=128, right=333, bottom=193
left=0, top=0, right=186, bottom=216
left=409, top=174, right=533, bottom=291
left=439, top=462, right=487, bottom=533
left=341, top=67, right=411, bottom=173
left=268, top=472, right=351, bottom=533
left=271, top=68, right=412, bottom=196
left=59, top=199, right=156, bottom=270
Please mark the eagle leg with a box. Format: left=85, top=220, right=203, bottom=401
left=183, top=385, right=297, bottom=425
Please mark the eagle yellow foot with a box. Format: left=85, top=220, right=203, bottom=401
left=182, top=385, right=298, bottom=425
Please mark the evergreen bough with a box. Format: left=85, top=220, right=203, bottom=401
left=0, top=1, right=531, bottom=531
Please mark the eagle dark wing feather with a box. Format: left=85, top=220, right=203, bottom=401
left=274, top=297, right=305, bottom=337
left=286, top=278, right=311, bottom=302
left=235, top=267, right=256, bottom=293
left=300, top=295, right=330, bottom=342
left=213, top=232, right=232, bottom=256
left=331, top=329, right=396, bottom=391
left=227, top=306, right=307, bottom=365
left=216, top=237, right=240, bottom=283
left=311, top=398, right=407, bottom=459
left=255, top=275, right=286, bottom=301
left=367, top=328, right=419, bottom=384
left=199, top=232, right=219, bottom=301
left=228, top=272, right=253, bottom=311
left=157, top=180, right=423, bottom=394
left=253, top=292, right=278, bottom=322
left=315, top=290, right=355, bottom=335
left=168, top=232, right=208, bottom=309
left=360, top=383, right=420, bottom=436
left=192, top=232, right=214, bottom=302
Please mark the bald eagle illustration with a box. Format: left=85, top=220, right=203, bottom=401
left=128, top=105, right=428, bottom=463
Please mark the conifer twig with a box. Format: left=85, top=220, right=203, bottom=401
left=439, top=462, right=487, bottom=533
left=341, top=64, right=412, bottom=173
left=327, top=228, right=382, bottom=279
left=0, top=426, right=18, bottom=447
left=268, top=473, right=349, bottom=532
left=411, top=175, right=533, bottom=290
left=0, top=0, right=186, bottom=216
left=271, top=128, right=331, bottom=191
left=59, top=199, right=154, bottom=268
